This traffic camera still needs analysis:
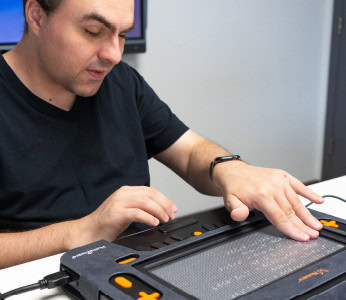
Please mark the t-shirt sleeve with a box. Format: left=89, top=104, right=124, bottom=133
left=126, top=65, right=189, bottom=158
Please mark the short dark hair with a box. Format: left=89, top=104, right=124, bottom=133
left=22, top=0, right=64, bottom=33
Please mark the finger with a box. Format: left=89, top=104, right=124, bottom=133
left=274, top=185, right=319, bottom=239
left=172, top=203, right=178, bottom=213
left=276, top=191, right=319, bottom=239
left=126, top=196, right=171, bottom=223
left=134, top=187, right=176, bottom=220
left=126, top=208, right=160, bottom=227
left=289, top=215, right=319, bottom=239
left=149, top=188, right=177, bottom=220
left=259, top=198, right=310, bottom=241
left=287, top=174, right=324, bottom=204
left=284, top=181, right=323, bottom=232
left=224, top=194, right=249, bottom=221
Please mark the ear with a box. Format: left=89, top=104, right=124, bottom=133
left=25, top=0, right=46, bottom=35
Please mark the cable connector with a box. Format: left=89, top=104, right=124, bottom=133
left=0, top=271, right=73, bottom=299
left=39, top=270, right=73, bottom=289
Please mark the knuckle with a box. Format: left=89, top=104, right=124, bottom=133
left=127, top=208, right=145, bottom=222
left=275, top=214, right=289, bottom=226
left=138, top=197, right=150, bottom=208
left=258, top=189, right=269, bottom=198
left=275, top=168, right=286, bottom=176
left=122, top=209, right=132, bottom=221
left=149, top=187, right=160, bottom=198
left=272, top=169, right=288, bottom=182
left=285, top=207, right=296, bottom=219
left=291, top=200, right=303, bottom=211
left=142, top=186, right=156, bottom=198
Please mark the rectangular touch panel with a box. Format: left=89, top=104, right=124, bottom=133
left=149, top=225, right=344, bottom=300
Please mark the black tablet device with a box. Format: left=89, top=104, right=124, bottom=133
left=60, top=207, right=346, bottom=299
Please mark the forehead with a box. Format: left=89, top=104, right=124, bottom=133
left=57, top=0, right=134, bottom=25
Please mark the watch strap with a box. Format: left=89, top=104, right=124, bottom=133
left=209, top=155, right=241, bottom=180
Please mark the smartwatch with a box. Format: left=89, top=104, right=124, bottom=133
left=209, top=155, right=241, bottom=180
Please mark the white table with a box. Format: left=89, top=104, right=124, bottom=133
left=0, top=176, right=345, bottom=299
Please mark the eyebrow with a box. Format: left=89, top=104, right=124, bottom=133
left=81, top=13, right=135, bottom=34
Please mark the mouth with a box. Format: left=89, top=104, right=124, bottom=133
left=86, top=69, right=107, bottom=81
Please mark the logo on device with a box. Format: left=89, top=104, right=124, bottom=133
left=298, top=268, right=329, bottom=283
left=72, top=246, right=106, bottom=259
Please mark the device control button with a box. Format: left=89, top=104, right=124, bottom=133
left=135, top=246, right=152, bottom=251
left=163, top=238, right=176, bottom=245
left=170, top=233, right=185, bottom=241
left=117, top=257, right=137, bottom=265
left=202, top=224, right=215, bottom=231
left=320, top=220, right=339, bottom=228
left=158, top=218, right=198, bottom=233
left=214, top=221, right=226, bottom=228
left=193, top=231, right=203, bottom=236
left=114, top=276, right=133, bottom=289
left=151, top=242, right=165, bottom=249
left=137, top=291, right=161, bottom=300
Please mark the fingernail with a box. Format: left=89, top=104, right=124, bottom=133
left=172, top=204, right=178, bottom=212
left=310, top=230, right=319, bottom=239
left=300, top=233, right=310, bottom=241
left=314, top=219, right=323, bottom=229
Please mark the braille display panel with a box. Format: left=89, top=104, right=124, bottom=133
left=149, top=225, right=344, bottom=300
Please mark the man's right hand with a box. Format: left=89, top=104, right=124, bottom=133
left=0, top=186, right=177, bottom=269
left=68, top=186, right=178, bottom=249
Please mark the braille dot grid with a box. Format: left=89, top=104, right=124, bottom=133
left=149, top=225, right=344, bottom=300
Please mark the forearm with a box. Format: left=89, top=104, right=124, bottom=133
left=185, top=138, right=235, bottom=196
left=0, top=219, right=82, bottom=269
left=155, top=131, right=242, bottom=196
left=0, top=185, right=178, bottom=269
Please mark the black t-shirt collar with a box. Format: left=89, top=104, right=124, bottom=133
left=0, top=54, right=82, bottom=119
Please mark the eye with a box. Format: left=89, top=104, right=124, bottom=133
left=119, top=34, right=127, bottom=40
left=84, top=29, right=102, bottom=37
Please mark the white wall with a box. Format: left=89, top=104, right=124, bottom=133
left=123, top=0, right=334, bottom=217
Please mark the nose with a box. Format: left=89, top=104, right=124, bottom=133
left=98, top=36, right=124, bottom=66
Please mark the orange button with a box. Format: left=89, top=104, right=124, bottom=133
left=137, top=291, right=161, bottom=300
left=193, top=231, right=203, bottom=236
left=114, top=276, right=133, bottom=289
left=118, top=257, right=137, bottom=264
left=320, top=220, right=339, bottom=228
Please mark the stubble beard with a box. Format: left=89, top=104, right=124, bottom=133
left=37, top=50, right=103, bottom=98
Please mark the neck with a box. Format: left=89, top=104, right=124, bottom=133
left=3, top=36, right=76, bottom=111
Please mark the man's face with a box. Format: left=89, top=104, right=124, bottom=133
left=35, top=0, right=134, bottom=97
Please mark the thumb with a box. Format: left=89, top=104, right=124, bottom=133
left=224, top=194, right=249, bottom=221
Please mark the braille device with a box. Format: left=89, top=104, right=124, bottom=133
left=60, top=207, right=346, bottom=299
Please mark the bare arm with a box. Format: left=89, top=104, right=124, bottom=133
left=0, top=186, right=177, bottom=269
left=155, top=130, right=229, bottom=195
left=0, top=220, right=78, bottom=269
left=155, top=130, right=325, bottom=242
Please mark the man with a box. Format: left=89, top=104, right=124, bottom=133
left=0, top=0, right=324, bottom=269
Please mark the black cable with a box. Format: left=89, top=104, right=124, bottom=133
left=0, top=283, right=41, bottom=298
left=305, top=194, right=346, bottom=208
left=0, top=270, right=73, bottom=299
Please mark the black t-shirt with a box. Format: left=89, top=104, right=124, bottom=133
left=0, top=55, right=188, bottom=230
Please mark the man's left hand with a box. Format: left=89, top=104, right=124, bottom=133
left=212, top=161, right=324, bottom=241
